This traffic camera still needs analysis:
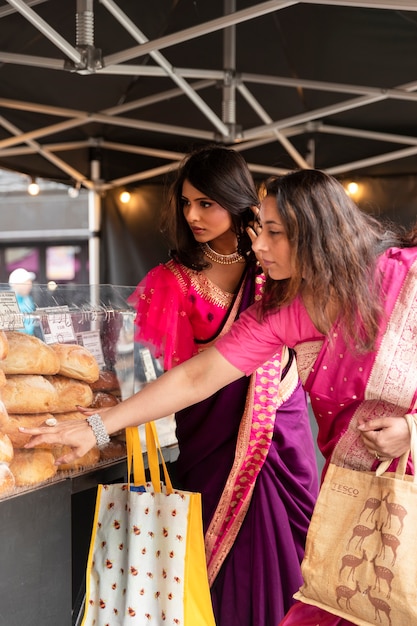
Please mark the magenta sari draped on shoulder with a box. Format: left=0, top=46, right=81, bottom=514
left=215, top=247, right=417, bottom=626
left=129, top=259, right=319, bottom=626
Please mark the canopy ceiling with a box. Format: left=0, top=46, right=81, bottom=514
left=1, top=0, right=417, bottom=193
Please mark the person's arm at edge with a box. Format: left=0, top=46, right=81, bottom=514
left=21, top=346, right=244, bottom=465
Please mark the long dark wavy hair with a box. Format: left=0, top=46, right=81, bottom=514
left=161, top=145, right=259, bottom=270
left=260, top=169, right=417, bottom=352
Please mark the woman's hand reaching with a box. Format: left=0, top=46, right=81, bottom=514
left=19, top=414, right=98, bottom=465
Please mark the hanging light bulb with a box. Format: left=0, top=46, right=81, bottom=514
left=68, top=181, right=81, bottom=198
left=27, top=177, right=40, bottom=196
left=346, top=181, right=359, bottom=196
left=120, top=190, right=131, bottom=204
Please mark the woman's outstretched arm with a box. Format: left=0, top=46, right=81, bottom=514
left=21, top=346, right=244, bottom=465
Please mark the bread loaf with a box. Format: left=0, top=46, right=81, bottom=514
left=90, top=369, right=120, bottom=393
left=1, top=332, right=60, bottom=375
left=10, top=449, right=57, bottom=486
left=0, top=462, right=15, bottom=495
left=2, top=375, right=59, bottom=413
left=0, top=432, right=13, bottom=463
left=99, top=439, right=126, bottom=461
left=50, top=343, right=100, bottom=383
left=0, top=331, right=8, bottom=361
left=1, top=413, right=54, bottom=447
left=53, top=445, right=100, bottom=470
left=90, top=391, right=120, bottom=409
left=0, top=400, right=9, bottom=428
left=45, top=375, right=93, bottom=412
left=0, top=369, right=6, bottom=389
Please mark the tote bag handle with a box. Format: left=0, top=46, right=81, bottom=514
left=376, top=413, right=417, bottom=481
left=126, top=423, right=174, bottom=493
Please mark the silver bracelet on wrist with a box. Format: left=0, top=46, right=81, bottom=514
left=86, top=413, right=111, bottom=449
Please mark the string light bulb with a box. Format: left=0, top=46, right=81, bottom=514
left=68, top=181, right=81, bottom=198
left=27, top=177, right=40, bottom=196
left=120, top=190, right=131, bottom=204
left=346, top=181, right=359, bottom=196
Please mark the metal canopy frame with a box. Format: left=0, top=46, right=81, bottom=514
left=0, top=0, right=417, bottom=193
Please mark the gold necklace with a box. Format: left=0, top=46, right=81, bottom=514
left=201, top=242, right=244, bottom=265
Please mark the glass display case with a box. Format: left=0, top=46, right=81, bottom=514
left=0, top=284, right=135, bottom=626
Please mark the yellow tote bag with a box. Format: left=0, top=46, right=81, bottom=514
left=82, top=422, right=216, bottom=626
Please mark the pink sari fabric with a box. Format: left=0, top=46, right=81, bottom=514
left=128, top=259, right=226, bottom=369
left=216, top=247, right=417, bottom=626
left=217, top=247, right=417, bottom=473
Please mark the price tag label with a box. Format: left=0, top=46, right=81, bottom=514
left=139, top=347, right=157, bottom=382
left=0, top=292, right=24, bottom=330
left=38, top=306, right=77, bottom=344
left=76, top=330, right=105, bottom=366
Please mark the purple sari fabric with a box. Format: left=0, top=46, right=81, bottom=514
left=173, top=266, right=318, bottom=626
left=132, top=261, right=319, bottom=626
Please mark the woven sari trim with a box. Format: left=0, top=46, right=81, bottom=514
left=205, top=352, right=299, bottom=585
left=332, top=257, right=417, bottom=470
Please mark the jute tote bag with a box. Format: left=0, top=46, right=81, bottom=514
left=294, top=413, right=417, bottom=626
left=82, top=422, right=216, bottom=626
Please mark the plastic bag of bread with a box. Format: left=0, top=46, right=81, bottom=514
left=50, top=342, right=100, bottom=383
left=0, top=331, right=60, bottom=375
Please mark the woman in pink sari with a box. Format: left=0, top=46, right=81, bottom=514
left=128, top=146, right=319, bottom=626
left=23, top=169, right=417, bottom=625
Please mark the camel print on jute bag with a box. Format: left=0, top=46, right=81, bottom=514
left=81, top=423, right=215, bottom=626
left=295, top=414, right=417, bottom=626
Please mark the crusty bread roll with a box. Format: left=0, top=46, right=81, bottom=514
left=50, top=343, right=100, bottom=383
left=45, top=375, right=93, bottom=412
left=90, top=369, right=120, bottom=393
left=1, top=413, right=54, bottom=447
left=53, top=410, right=87, bottom=422
left=0, top=331, right=8, bottom=361
left=99, top=439, right=126, bottom=461
left=0, top=432, right=13, bottom=463
left=2, top=375, right=59, bottom=414
left=0, top=369, right=6, bottom=389
left=9, top=449, right=57, bottom=486
left=53, top=445, right=100, bottom=471
left=0, top=400, right=10, bottom=428
left=0, top=462, right=15, bottom=495
left=90, top=391, right=120, bottom=409
left=0, top=332, right=60, bottom=375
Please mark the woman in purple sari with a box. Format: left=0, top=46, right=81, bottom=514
left=27, top=169, right=417, bottom=624
left=128, top=147, right=319, bottom=626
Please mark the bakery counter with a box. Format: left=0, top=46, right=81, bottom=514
left=0, top=457, right=128, bottom=626
left=0, top=443, right=180, bottom=626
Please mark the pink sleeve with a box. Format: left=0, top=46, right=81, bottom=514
left=128, top=264, right=197, bottom=370
left=215, top=304, right=283, bottom=375
left=216, top=296, right=321, bottom=375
